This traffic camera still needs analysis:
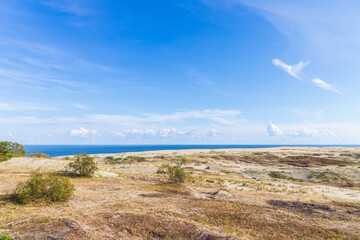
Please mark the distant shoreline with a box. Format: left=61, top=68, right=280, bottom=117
left=23, top=144, right=360, bottom=157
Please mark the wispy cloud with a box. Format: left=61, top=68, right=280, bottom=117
left=312, top=78, right=343, bottom=94
left=0, top=116, right=78, bottom=125
left=272, top=59, right=308, bottom=80
left=42, top=0, right=96, bottom=16
left=89, top=109, right=243, bottom=126
left=75, top=104, right=90, bottom=110
left=282, top=108, right=323, bottom=120
left=223, top=0, right=360, bottom=57
left=0, top=109, right=243, bottom=127
left=0, top=38, right=63, bottom=56
left=288, top=127, right=318, bottom=138
left=180, top=66, right=231, bottom=96
left=0, top=102, right=58, bottom=111
left=0, top=38, right=124, bottom=93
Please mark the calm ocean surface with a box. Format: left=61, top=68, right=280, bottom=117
left=23, top=145, right=360, bottom=157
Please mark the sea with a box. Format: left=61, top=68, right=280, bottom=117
left=23, top=145, right=360, bottom=157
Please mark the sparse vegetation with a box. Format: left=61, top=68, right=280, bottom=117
left=1, top=148, right=359, bottom=239
left=0, top=233, right=12, bottom=240
left=158, top=158, right=189, bottom=184
left=13, top=171, right=74, bottom=204
left=66, top=154, right=98, bottom=177
left=0, top=141, right=26, bottom=162
left=28, top=152, right=50, bottom=159
left=105, top=156, right=123, bottom=164
left=209, top=150, right=226, bottom=154
left=121, top=156, right=146, bottom=164
left=269, top=171, right=288, bottom=179
left=309, top=170, right=350, bottom=183
left=186, top=200, right=353, bottom=239
left=269, top=171, right=304, bottom=182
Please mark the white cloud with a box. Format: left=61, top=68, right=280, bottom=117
left=312, top=78, right=343, bottom=94
left=272, top=59, right=308, bottom=80
left=114, top=128, right=220, bottom=138
left=70, top=127, right=96, bottom=137
left=204, top=129, right=219, bottom=137
left=75, top=104, right=89, bottom=110
left=288, top=127, right=318, bottom=138
left=267, top=123, right=282, bottom=136
left=116, top=128, right=189, bottom=138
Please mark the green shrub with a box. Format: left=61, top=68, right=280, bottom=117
left=64, top=156, right=71, bottom=160
left=269, top=171, right=287, bottom=179
left=13, top=171, right=74, bottom=204
left=105, top=156, right=123, bottom=164
left=308, top=171, right=350, bottom=183
left=66, top=154, right=98, bottom=177
left=28, top=152, right=50, bottom=159
left=269, top=171, right=304, bottom=182
left=157, top=160, right=189, bottom=184
left=0, top=233, right=12, bottom=240
left=121, top=156, right=146, bottom=164
left=0, top=141, right=26, bottom=162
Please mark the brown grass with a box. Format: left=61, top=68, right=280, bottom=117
left=0, top=148, right=359, bottom=239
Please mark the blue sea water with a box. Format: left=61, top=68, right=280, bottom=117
left=23, top=145, right=360, bottom=157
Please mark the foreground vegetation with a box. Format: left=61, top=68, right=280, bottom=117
left=13, top=171, right=74, bottom=204
left=0, top=147, right=359, bottom=239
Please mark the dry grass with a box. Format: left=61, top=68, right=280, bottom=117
left=0, top=148, right=359, bottom=239
left=183, top=200, right=358, bottom=239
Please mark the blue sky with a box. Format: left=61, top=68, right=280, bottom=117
left=0, top=0, right=360, bottom=144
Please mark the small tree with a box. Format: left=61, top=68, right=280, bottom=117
left=66, top=154, right=98, bottom=177
left=0, top=141, right=26, bottom=162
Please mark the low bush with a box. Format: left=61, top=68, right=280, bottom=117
left=121, top=156, right=146, bottom=164
left=308, top=171, right=350, bottom=183
left=269, top=171, right=303, bottom=182
left=105, top=156, right=123, bottom=164
left=0, top=233, right=12, bottom=240
left=28, top=152, right=50, bottom=159
left=66, top=154, right=98, bottom=177
left=157, top=158, right=189, bottom=184
left=269, top=171, right=287, bottom=179
left=13, top=171, right=74, bottom=204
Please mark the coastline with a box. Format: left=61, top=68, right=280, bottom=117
left=23, top=145, right=360, bottom=157
left=60, top=146, right=360, bottom=158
